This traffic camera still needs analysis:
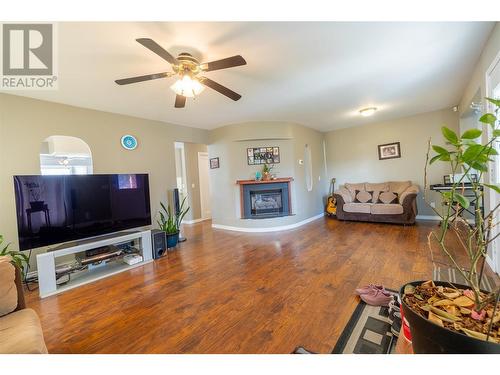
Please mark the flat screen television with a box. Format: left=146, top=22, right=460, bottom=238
left=13, top=174, right=151, bottom=251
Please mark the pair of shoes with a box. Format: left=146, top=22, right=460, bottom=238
left=355, top=284, right=386, bottom=295
left=390, top=310, right=402, bottom=337
left=388, top=299, right=401, bottom=324
left=359, top=289, right=393, bottom=307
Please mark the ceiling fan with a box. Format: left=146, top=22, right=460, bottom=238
left=115, top=38, right=247, bottom=108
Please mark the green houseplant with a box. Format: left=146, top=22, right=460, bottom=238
left=0, top=234, right=29, bottom=278
left=401, top=97, right=500, bottom=353
left=157, top=196, right=190, bottom=248
left=262, top=163, right=274, bottom=181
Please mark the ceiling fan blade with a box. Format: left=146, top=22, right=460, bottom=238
left=199, top=77, right=241, bottom=101
left=115, top=72, right=171, bottom=85
left=174, top=95, right=186, bottom=108
left=136, top=38, right=179, bottom=65
left=200, top=55, right=246, bottom=72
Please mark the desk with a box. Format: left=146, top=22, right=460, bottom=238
left=430, top=184, right=484, bottom=225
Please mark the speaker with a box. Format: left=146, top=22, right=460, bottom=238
left=173, top=188, right=181, bottom=214
left=151, top=229, right=167, bottom=259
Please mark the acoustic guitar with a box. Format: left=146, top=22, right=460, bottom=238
left=325, top=178, right=336, bottom=216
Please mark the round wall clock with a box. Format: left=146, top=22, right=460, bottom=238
left=121, top=135, right=138, bottom=150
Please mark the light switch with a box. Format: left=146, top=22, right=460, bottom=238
left=191, top=183, right=195, bottom=189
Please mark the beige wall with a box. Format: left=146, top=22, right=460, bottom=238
left=208, top=122, right=328, bottom=228
left=324, top=108, right=459, bottom=217
left=0, top=93, right=209, bottom=265
left=183, top=142, right=208, bottom=221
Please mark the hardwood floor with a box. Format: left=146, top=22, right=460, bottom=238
left=23, top=217, right=476, bottom=353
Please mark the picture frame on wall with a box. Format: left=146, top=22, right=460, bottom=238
left=247, top=146, right=280, bottom=165
left=210, top=157, right=220, bottom=169
left=378, top=142, right=401, bottom=160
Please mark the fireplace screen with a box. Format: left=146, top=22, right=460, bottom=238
left=250, top=189, right=283, bottom=216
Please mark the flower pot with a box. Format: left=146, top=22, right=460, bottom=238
left=262, top=172, right=271, bottom=181
left=400, top=281, right=500, bottom=354
left=29, top=201, right=45, bottom=211
left=166, top=231, right=180, bottom=248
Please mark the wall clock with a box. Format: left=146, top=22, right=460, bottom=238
left=121, top=135, right=138, bottom=150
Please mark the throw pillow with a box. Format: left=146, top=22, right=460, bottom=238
left=378, top=191, right=399, bottom=204
left=354, top=190, right=373, bottom=203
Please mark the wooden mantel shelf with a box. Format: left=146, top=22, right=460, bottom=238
left=236, top=177, right=294, bottom=185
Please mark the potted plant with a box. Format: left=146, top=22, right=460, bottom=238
left=157, top=196, right=190, bottom=248
left=262, top=164, right=274, bottom=181
left=24, top=181, right=44, bottom=210
left=400, top=97, right=500, bottom=353
left=0, top=235, right=29, bottom=278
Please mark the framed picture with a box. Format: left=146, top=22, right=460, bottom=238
left=210, top=157, right=220, bottom=169
left=247, top=146, right=280, bottom=165
left=378, top=142, right=401, bottom=160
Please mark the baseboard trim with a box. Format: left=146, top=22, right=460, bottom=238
left=211, top=213, right=325, bottom=233
left=182, top=218, right=210, bottom=225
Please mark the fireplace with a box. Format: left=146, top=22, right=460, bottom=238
left=237, top=178, right=292, bottom=219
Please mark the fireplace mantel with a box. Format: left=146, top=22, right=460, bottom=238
left=236, top=178, right=293, bottom=219
left=236, top=177, right=294, bottom=185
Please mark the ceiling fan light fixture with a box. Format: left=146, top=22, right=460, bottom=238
left=170, top=75, right=205, bottom=98
left=359, top=107, right=377, bottom=117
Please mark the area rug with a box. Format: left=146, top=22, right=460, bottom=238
left=331, top=290, right=399, bottom=354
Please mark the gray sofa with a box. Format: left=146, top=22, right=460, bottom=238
left=333, top=181, right=419, bottom=225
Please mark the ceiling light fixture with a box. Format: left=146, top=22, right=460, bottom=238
left=170, top=74, right=205, bottom=98
left=359, top=107, right=378, bottom=117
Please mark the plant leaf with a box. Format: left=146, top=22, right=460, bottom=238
left=479, top=113, right=496, bottom=125
left=454, top=193, right=470, bottom=209
left=461, top=129, right=482, bottom=139
left=484, top=183, right=500, bottom=194
left=493, top=129, right=500, bottom=137
left=441, top=126, right=459, bottom=145
left=429, top=155, right=442, bottom=164
left=485, top=97, right=500, bottom=107
left=432, top=145, right=449, bottom=154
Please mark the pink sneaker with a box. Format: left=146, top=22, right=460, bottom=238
left=360, top=288, right=393, bottom=307
left=355, top=284, right=385, bottom=295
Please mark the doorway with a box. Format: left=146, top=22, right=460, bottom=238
left=198, top=152, right=212, bottom=220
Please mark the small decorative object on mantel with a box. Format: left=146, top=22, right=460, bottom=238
left=247, top=146, right=280, bottom=165
left=255, top=171, right=262, bottom=181
left=262, top=164, right=274, bottom=181
left=378, top=142, right=401, bottom=160
left=121, top=134, right=138, bottom=150
left=210, top=157, right=220, bottom=169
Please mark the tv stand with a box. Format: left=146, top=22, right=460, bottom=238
left=36, top=230, right=152, bottom=298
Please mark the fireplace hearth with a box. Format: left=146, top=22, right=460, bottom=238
left=236, top=178, right=293, bottom=219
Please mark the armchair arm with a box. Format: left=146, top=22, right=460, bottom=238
left=399, top=185, right=419, bottom=205
left=334, top=187, right=353, bottom=203
left=14, top=264, right=26, bottom=311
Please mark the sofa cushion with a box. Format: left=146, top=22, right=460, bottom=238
left=0, top=308, right=48, bottom=354
left=371, top=203, right=404, bottom=215
left=354, top=190, right=373, bottom=203
left=343, top=202, right=372, bottom=213
left=378, top=191, right=399, bottom=204
left=0, top=257, right=17, bottom=317
left=345, top=183, right=366, bottom=200
left=389, top=181, right=412, bottom=195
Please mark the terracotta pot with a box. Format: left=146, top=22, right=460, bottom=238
left=262, top=172, right=271, bottom=181
left=400, top=280, right=500, bottom=354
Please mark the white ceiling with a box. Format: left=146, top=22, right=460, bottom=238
left=4, top=22, right=495, bottom=132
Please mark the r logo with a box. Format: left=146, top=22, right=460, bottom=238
left=2, top=24, right=53, bottom=75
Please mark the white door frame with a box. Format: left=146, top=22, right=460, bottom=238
left=485, top=49, right=500, bottom=274
left=197, top=152, right=212, bottom=220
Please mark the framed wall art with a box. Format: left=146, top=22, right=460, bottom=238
left=247, top=147, right=280, bottom=165
left=378, top=142, right=401, bottom=160
left=210, top=157, right=220, bottom=169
